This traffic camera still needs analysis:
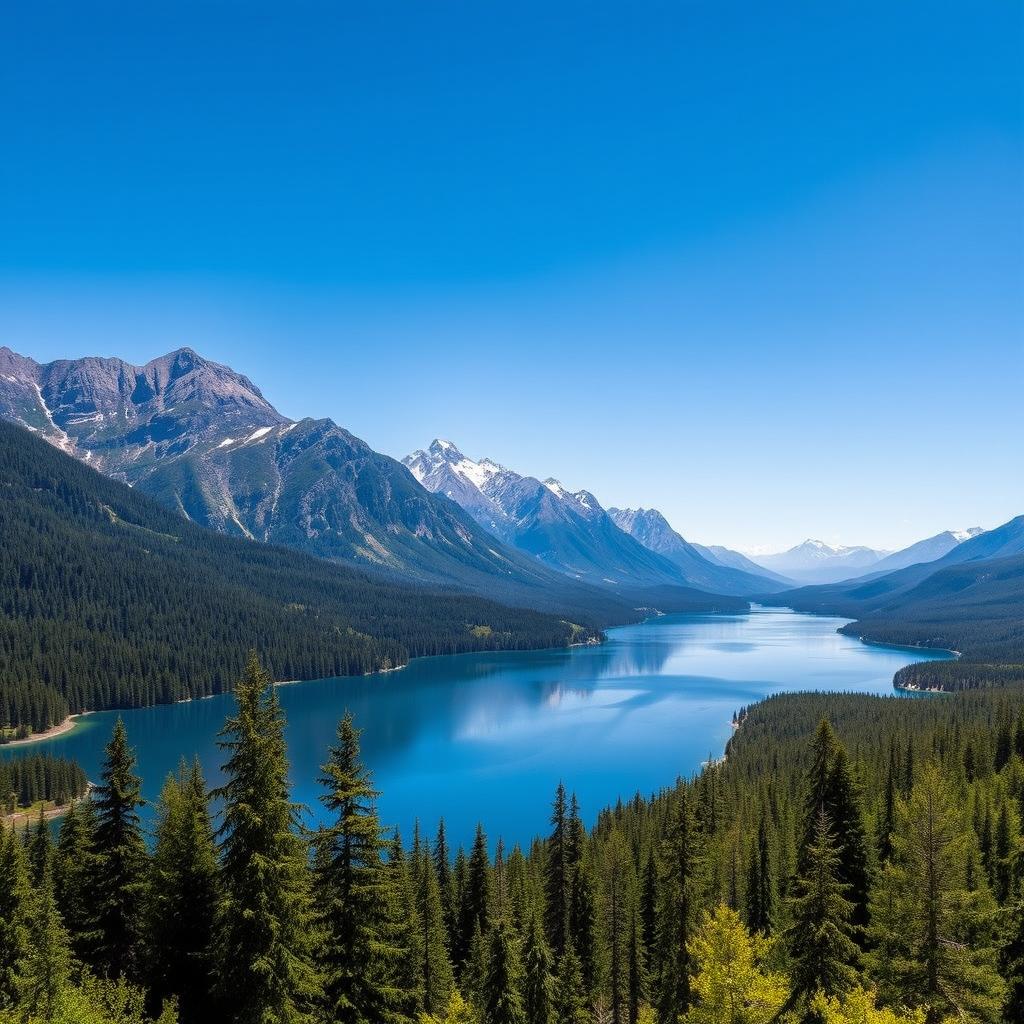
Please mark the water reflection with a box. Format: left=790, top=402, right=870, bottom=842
left=2, top=607, right=951, bottom=849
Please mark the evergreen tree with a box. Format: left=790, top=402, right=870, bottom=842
left=27, top=806, right=53, bottom=887
left=20, top=859, right=73, bottom=1020
left=416, top=841, right=455, bottom=1016
left=0, top=827, right=32, bottom=1008
left=54, top=799, right=98, bottom=964
left=744, top=817, right=774, bottom=934
left=825, top=748, right=872, bottom=938
left=146, top=759, right=219, bottom=1024
left=655, top=790, right=701, bottom=1022
left=89, top=717, right=148, bottom=981
left=388, top=831, right=424, bottom=1022
left=521, top=912, right=553, bottom=1024
left=785, top=809, right=859, bottom=1006
left=626, top=910, right=646, bottom=1024
left=434, top=820, right=459, bottom=960
left=569, top=859, right=599, bottom=1002
left=483, top=918, right=526, bottom=1024
left=213, top=653, right=316, bottom=1024
left=1002, top=898, right=1024, bottom=1024
left=867, top=763, right=1005, bottom=1023
left=545, top=784, right=571, bottom=959
left=312, top=710, right=404, bottom=1024
left=465, top=824, right=492, bottom=945
left=553, top=945, right=589, bottom=1024
left=799, top=719, right=838, bottom=866
left=464, top=920, right=489, bottom=1011
left=681, top=906, right=787, bottom=1024
left=602, top=829, right=632, bottom=1024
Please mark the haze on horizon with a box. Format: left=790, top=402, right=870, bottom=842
left=1, top=2, right=1021, bottom=552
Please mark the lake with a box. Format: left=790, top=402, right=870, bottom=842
left=3, top=606, right=951, bottom=850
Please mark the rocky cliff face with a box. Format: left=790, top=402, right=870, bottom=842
left=0, top=347, right=562, bottom=591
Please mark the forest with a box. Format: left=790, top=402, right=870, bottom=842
left=0, top=654, right=1021, bottom=1024
left=0, top=420, right=602, bottom=735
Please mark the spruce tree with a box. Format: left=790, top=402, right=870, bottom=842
left=54, top=799, right=97, bottom=964
left=416, top=841, right=455, bottom=1016
left=544, top=783, right=571, bottom=959
left=434, top=820, right=459, bottom=960
left=90, top=717, right=148, bottom=981
left=312, top=710, right=402, bottom=1024
left=21, top=859, right=73, bottom=1020
left=569, top=859, right=599, bottom=1002
left=146, top=759, right=219, bottom=1024
left=213, top=653, right=316, bottom=1024
left=602, top=829, right=632, bottom=1024
left=28, top=805, right=53, bottom=887
left=388, top=831, right=424, bottom=1022
left=1002, top=898, right=1024, bottom=1024
left=867, top=763, right=1005, bottom=1023
left=465, top=823, right=492, bottom=944
left=553, top=944, right=589, bottom=1024
left=655, top=790, right=701, bottom=1022
left=785, top=809, right=859, bottom=1005
left=745, top=817, right=774, bottom=934
left=483, top=918, right=526, bottom=1024
left=0, top=826, right=32, bottom=1008
left=521, top=912, right=553, bottom=1024
left=824, top=747, right=872, bottom=938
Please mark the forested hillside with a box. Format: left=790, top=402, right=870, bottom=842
left=0, top=421, right=602, bottom=734
left=3, top=654, right=1021, bottom=1024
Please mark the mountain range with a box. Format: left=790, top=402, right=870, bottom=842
left=404, top=440, right=785, bottom=595
left=0, top=346, right=630, bottom=612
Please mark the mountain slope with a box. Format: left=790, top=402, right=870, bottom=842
left=607, top=507, right=789, bottom=594
left=0, top=346, right=615, bottom=603
left=839, top=528, right=983, bottom=578
left=691, top=543, right=794, bottom=585
left=0, top=419, right=600, bottom=733
left=404, top=440, right=696, bottom=588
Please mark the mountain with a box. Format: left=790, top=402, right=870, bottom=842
left=404, top=440, right=767, bottom=594
left=766, top=516, right=1024, bottom=676
left=750, top=539, right=890, bottom=584
left=0, top=346, right=626, bottom=607
left=0, top=418, right=598, bottom=734
left=607, top=507, right=790, bottom=593
left=863, top=527, right=984, bottom=575
left=690, top=543, right=794, bottom=585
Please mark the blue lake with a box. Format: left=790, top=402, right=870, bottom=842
left=3, top=607, right=951, bottom=850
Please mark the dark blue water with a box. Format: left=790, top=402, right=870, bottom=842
left=3, top=607, right=951, bottom=850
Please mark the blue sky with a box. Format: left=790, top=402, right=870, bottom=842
left=1, top=2, right=1021, bottom=551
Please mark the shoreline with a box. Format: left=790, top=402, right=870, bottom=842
left=0, top=712, right=91, bottom=748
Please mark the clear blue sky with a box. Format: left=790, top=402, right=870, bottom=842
left=1, top=2, right=1021, bottom=551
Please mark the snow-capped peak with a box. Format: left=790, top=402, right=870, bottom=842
left=543, top=478, right=567, bottom=498
left=951, top=527, right=984, bottom=543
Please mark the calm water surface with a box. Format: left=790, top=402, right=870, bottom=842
left=4, top=607, right=951, bottom=848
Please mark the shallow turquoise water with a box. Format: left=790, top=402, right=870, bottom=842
left=3, top=607, right=950, bottom=849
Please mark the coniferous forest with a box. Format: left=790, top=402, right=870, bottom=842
left=1, top=653, right=1022, bottom=1024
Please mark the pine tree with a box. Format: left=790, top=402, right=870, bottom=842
left=785, top=809, right=859, bottom=1005
left=824, top=747, right=872, bottom=938
left=521, top=912, right=553, bottom=1024
left=54, top=798, right=97, bottom=964
left=89, top=717, right=148, bottom=981
left=27, top=805, right=53, bottom=887
left=867, top=763, right=1005, bottom=1023
left=434, top=820, right=459, bottom=961
left=0, top=826, right=32, bottom=1008
left=655, top=790, right=701, bottom=1022
left=465, top=824, right=492, bottom=944
left=1002, top=898, right=1024, bottom=1024
left=483, top=917, right=526, bottom=1024
left=626, top=909, right=646, bottom=1024
left=213, top=653, right=316, bottom=1024
left=416, top=840, right=455, bottom=1016
left=553, top=944, right=589, bottom=1024
left=745, top=817, right=774, bottom=934
left=602, top=829, right=632, bottom=1024
left=545, top=783, right=571, bottom=959
left=312, top=710, right=404, bottom=1024
left=681, top=906, right=787, bottom=1024
left=569, top=859, right=599, bottom=1002
left=146, top=759, right=219, bottom=1024
left=20, top=858, right=73, bottom=1020
left=388, top=831, right=424, bottom=1022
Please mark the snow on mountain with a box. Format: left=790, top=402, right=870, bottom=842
left=404, top=441, right=785, bottom=594
left=751, top=539, right=890, bottom=584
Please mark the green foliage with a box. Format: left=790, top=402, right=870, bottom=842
left=89, top=718, right=148, bottom=982
left=212, top=654, right=317, bottom=1024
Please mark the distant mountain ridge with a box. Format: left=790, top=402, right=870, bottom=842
left=0, top=346, right=617, bottom=604
left=606, top=507, right=791, bottom=592
left=404, top=440, right=690, bottom=589
left=750, top=538, right=890, bottom=583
